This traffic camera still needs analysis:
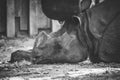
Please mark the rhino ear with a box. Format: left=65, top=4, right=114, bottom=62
left=81, top=0, right=92, bottom=11
left=33, top=31, right=48, bottom=49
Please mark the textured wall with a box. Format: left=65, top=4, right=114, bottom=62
left=0, top=0, right=6, bottom=33
left=7, top=0, right=15, bottom=37
left=14, top=0, right=29, bottom=31
left=29, top=0, right=51, bottom=36
left=6, top=0, right=51, bottom=37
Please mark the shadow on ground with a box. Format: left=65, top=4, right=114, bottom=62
left=0, top=37, right=120, bottom=80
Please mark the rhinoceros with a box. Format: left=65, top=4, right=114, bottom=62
left=41, top=0, right=120, bottom=63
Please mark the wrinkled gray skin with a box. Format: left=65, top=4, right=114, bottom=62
left=11, top=0, right=120, bottom=64
left=74, top=0, right=120, bottom=63
left=41, top=0, right=120, bottom=63
left=32, top=19, right=88, bottom=64
left=85, top=0, right=120, bottom=63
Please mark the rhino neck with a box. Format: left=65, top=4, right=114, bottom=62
left=85, top=11, right=102, bottom=63
left=76, top=11, right=101, bottom=63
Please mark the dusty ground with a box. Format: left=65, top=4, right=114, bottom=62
left=0, top=36, right=120, bottom=80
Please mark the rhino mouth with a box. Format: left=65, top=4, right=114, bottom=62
left=34, top=57, right=52, bottom=64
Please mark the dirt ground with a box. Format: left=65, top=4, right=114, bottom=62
left=0, top=36, right=120, bottom=80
